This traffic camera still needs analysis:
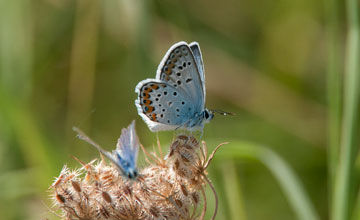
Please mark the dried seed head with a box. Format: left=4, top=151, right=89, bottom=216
left=192, top=192, right=199, bottom=204
left=180, top=184, right=188, bottom=197
left=168, top=148, right=174, bottom=157
left=71, top=180, right=81, bottom=192
left=181, top=154, right=190, bottom=163
left=174, top=160, right=180, bottom=170
left=101, top=191, right=112, bottom=203
left=56, top=193, right=66, bottom=203
left=149, top=207, right=159, bottom=218
left=189, top=136, right=199, bottom=147
left=175, top=199, right=183, bottom=208
left=52, top=174, right=64, bottom=188
left=99, top=205, right=110, bottom=218
left=85, top=173, right=91, bottom=182
left=177, top=135, right=189, bottom=141
left=123, top=185, right=132, bottom=196
left=49, top=133, right=224, bottom=220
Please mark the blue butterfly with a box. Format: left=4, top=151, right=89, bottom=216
left=135, top=41, right=214, bottom=132
left=74, top=120, right=139, bottom=179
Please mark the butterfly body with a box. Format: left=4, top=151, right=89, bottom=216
left=135, top=41, right=214, bottom=132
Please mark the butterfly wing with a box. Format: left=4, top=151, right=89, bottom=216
left=114, top=120, right=139, bottom=178
left=155, top=41, right=205, bottom=111
left=135, top=41, right=207, bottom=131
left=73, top=127, right=127, bottom=175
left=189, top=42, right=206, bottom=99
left=115, top=120, right=139, bottom=165
left=135, top=80, right=198, bottom=131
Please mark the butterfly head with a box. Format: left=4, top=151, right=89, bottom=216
left=125, top=168, right=138, bottom=179
left=204, top=109, right=214, bottom=123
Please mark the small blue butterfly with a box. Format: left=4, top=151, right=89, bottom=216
left=135, top=41, right=214, bottom=132
left=73, top=120, right=139, bottom=179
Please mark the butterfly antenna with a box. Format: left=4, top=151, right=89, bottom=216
left=212, top=109, right=236, bottom=116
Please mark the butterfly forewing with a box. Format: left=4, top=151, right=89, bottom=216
left=189, top=42, right=206, bottom=99
left=115, top=120, right=139, bottom=166
left=156, top=42, right=205, bottom=111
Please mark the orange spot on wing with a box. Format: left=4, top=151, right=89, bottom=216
left=142, top=93, right=150, bottom=98
left=144, top=99, right=152, bottom=105
left=142, top=88, right=152, bottom=98
left=151, top=113, right=157, bottom=121
left=146, top=106, right=154, bottom=113
left=150, top=84, right=159, bottom=90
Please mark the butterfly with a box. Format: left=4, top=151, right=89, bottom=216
left=135, top=41, right=214, bottom=132
left=73, top=120, right=139, bottom=179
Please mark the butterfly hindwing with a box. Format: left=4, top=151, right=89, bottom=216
left=136, top=81, right=198, bottom=130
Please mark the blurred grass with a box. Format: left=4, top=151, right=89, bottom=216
left=0, top=0, right=356, bottom=219
left=325, top=0, right=342, bottom=195
left=331, top=0, right=360, bottom=219
left=212, top=140, right=319, bottom=220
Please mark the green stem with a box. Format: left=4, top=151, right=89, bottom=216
left=332, top=0, right=360, bottom=219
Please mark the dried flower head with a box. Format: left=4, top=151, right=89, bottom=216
left=49, top=133, right=226, bottom=220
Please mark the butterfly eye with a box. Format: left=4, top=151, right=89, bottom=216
left=204, top=111, right=209, bottom=119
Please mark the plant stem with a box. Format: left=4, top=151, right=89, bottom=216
left=203, top=174, right=219, bottom=220
left=332, top=0, right=360, bottom=219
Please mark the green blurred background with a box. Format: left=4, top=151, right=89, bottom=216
left=0, top=0, right=350, bottom=219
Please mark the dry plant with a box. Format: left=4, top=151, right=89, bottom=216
left=49, top=133, right=227, bottom=220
